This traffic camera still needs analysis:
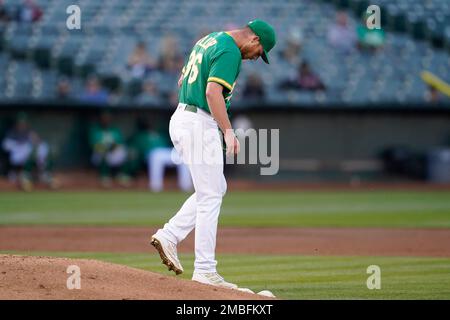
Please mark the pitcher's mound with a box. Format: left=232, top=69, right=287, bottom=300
left=0, top=255, right=269, bottom=300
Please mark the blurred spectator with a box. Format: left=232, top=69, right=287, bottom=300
left=327, top=11, right=357, bottom=53
left=425, top=86, right=442, bottom=104
left=16, top=0, right=42, bottom=23
left=193, top=28, right=213, bottom=47
left=89, top=112, right=132, bottom=188
left=198, top=27, right=213, bottom=39
left=357, top=12, right=385, bottom=52
left=297, top=62, right=326, bottom=91
left=129, top=119, right=192, bottom=192
left=56, top=77, right=71, bottom=100
left=158, top=34, right=184, bottom=74
left=79, top=76, right=109, bottom=105
left=1, top=112, right=57, bottom=191
left=279, top=61, right=326, bottom=91
left=107, top=90, right=127, bottom=106
left=243, top=73, right=265, bottom=100
left=135, top=80, right=161, bottom=106
left=157, top=71, right=179, bottom=106
left=279, top=29, right=303, bottom=66
left=0, top=0, right=11, bottom=23
left=127, top=42, right=156, bottom=79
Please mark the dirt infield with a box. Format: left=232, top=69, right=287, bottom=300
left=2, top=171, right=450, bottom=192
left=1, top=226, right=450, bottom=257
left=0, top=254, right=271, bottom=300
left=1, top=227, right=450, bottom=300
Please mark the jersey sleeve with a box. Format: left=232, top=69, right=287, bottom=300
left=207, top=50, right=240, bottom=91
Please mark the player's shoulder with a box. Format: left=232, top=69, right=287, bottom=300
left=210, top=31, right=241, bottom=57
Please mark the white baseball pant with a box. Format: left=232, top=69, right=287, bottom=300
left=154, top=103, right=227, bottom=273
left=2, top=139, right=49, bottom=167
left=147, top=147, right=193, bottom=192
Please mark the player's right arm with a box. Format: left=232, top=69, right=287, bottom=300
left=206, top=82, right=240, bottom=156
left=178, top=66, right=185, bottom=87
left=206, top=47, right=242, bottom=156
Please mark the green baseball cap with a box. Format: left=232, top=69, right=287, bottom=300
left=247, top=19, right=276, bottom=64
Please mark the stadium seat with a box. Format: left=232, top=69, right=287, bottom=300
left=0, top=0, right=448, bottom=105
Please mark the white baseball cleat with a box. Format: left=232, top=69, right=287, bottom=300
left=150, top=234, right=184, bottom=275
left=192, top=272, right=238, bottom=289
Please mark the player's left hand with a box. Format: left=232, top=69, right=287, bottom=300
left=225, top=130, right=240, bottom=156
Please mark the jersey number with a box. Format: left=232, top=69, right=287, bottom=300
left=184, top=51, right=203, bottom=84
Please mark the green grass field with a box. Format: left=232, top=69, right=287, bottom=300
left=2, top=251, right=450, bottom=299
left=1, top=190, right=450, bottom=227
left=1, top=190, right=450, bottom=299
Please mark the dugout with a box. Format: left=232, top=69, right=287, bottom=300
left=0, top=101, right=449, bottom=183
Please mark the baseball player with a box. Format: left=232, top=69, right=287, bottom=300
left=151, top=20, right=276, bottom=289
left=2, top=112, right=56, bottom=191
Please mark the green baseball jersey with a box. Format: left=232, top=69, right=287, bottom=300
left=89, top=125, right=124, bottom=153
left=179, top=31, right=242, bottom=113
left=133, top=131, right=169, bottom=159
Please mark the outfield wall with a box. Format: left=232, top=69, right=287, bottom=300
left=240, top=107, right=450, bottom=182
left=0, top=103, right=449, bottom=182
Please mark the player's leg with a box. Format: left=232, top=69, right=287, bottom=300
left=36, top=142, right=49, bottom=170
left=151, top=109, right=198, bottom=274
left=177, top=164, right=193, bottom=192
left=172, top=148, right=193, bottom=192
left=151, top=180, right=196, bottom=275
left=152, top=154, right=222, bottom=275
left=92, top=152, right=111, bottom=187
left=8, top=142, right=34, bottom=191
left=155, top=142, right=221, bottom=247
left=154, top=192, right=197, bottom=244
left=99, top=159, right=112, bottom=187
left=191, top=129, right=226, bottom=274
left=153, top=114, right=198, bottom=244
left=36, top=142, right=57, bottom=188
left=190, top=120, right=237, bottom=288
left=147, top=147, right=173, bottom=192
left=147, top=149, right=163, bottom=192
